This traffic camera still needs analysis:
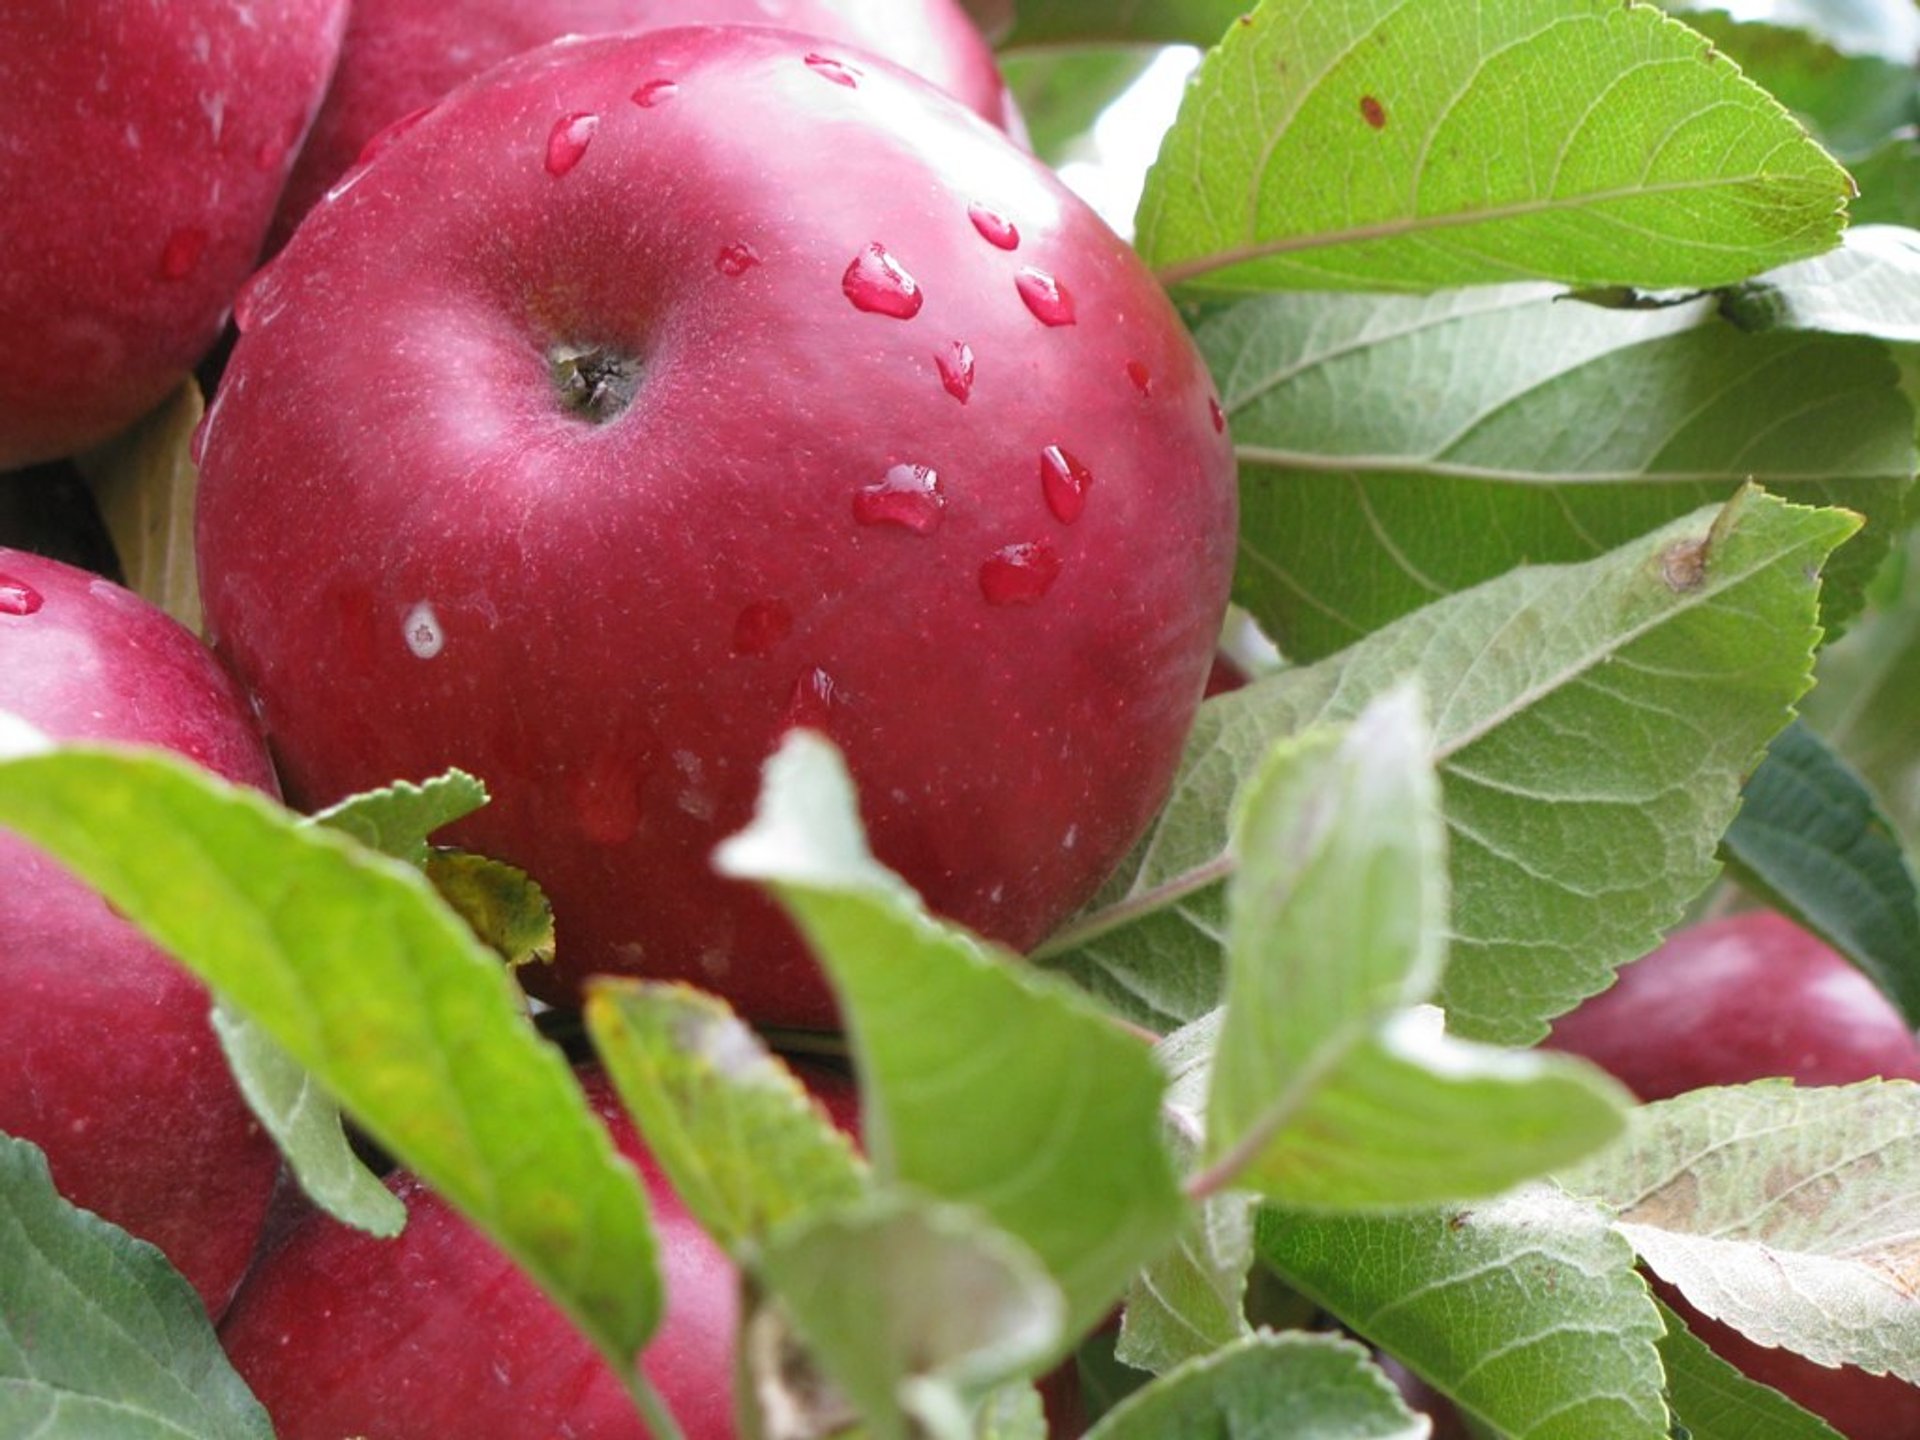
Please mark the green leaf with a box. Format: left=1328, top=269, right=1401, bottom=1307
left=209, top=1005, right=406, bottom=1237
left=1686, top=0, right=1920, bottom=63
left=1202, top=687, right=1628, bottom=1205
left=755, top=1196, right=1065, bottom=1440
left=76, top=382, right=204, bottom=635
left=974, top=1383, right=1050, bottom=1440
left=207, top=773, right=492, bottom=1237
left=1721, top=225, right=1920, bottom=345
left=1136, top=0, right=1851, bottom=295
left=1720, top=721, right=1920, bottom=1026
left=1657, top=1297, right=1846, bottom=1440
left=0, top=742, right=661, bottom=1373
left=1257, top=1187, right=1671, bottom=1439
left=1803, top=540, right=1920, bottom=855
left=992, top=0, right=1247, bottom=47
left=583, top=980, right=867, bottom=1255
left=716, top=732, right=1185, bottom=1340
left=1558, top=1080, right=1920, bottom=1383
left=1198, top=285, right=1913, bottom=660
left=0, top=1132, right=273, bottom=1439
left=309, top=769, right=488, bottom=868
left=1042, top=489, right=1856, bottom=1045
left=423, top=848, right=556, bottom=970
left=1085, top=1331, right=1427, bottom=1440
left=1119, top=1018, right=1254, bottom=1374
left=1847, top=136, right=1920, bottom=228
left=1666, top=11, right=1917, bottom=158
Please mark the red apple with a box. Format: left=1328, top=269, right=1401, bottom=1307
left=1544, top=910, right=1920, bottom=1099
left=195, top=26, right=1238, bottom=1029
left=1547, top=910, right=1920, bottom=1438
left=219, top=1064, right=857, bottom=1438
left=0, top=548, right=282, bottom=1317
left=0, top=0, right=347, bottom=470
left=267, top=0, right=1023, bottom=253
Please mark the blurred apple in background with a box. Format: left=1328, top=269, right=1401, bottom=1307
left=265, top=0, right=1023, bottom=252
left=0, top=0, right=346, bottom=469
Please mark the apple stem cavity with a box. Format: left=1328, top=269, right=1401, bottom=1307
left=549, top=342, right=641, bottom=423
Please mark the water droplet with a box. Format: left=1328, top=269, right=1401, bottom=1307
left=355, top=104, right=434, bottom=167
left=545, top=112, right=599, bottom=176
left=783, top=666, right=837, bottom=731
left=1126, top=360, right=1153, bottom=396
left=232, top=260, right=282, bottom=333
left=979, top=543, right=1061, bottom=606
left=402, top=601, right=444, bottom=659
left=967, top=202, right=1019, bottom=250
left=1015, top=267, right=1074, bottom=326
left=935, top=341, right=975, bottom=404
left=1040, top=446, right=1092, bottom=525
left=733, top=599, right=792, bottom=656
left=1360, top=95, right=1387, bottom=129
left=854, top=463, right=944, bottom=534
left=716, top=242, right=761, bottom=276
left=1210, top=396, right=1227, bottom=433
left=157, top=227, right=208, bottom=281
left=804, top=53, right=862, bottom=88
left=843, top=244, right=923, bottom=320
left=632, top=79, right=679, bottom=108
left=0, top=576, right=43, bottom=616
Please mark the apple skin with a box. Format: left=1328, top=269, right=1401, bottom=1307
left=219, top=1064, right=857, bottom=1439
left=0, top=548, right=282, bottom=1317
left=0, top=0, right=347, bottom=470
left=1546, top=911, right=1920, bottom=1438
left=195, top=26, right=1238, bottom=1029
left=1544, top=910, right=1920, bottom=1099
left=267, top=0, right=1022, bottom=253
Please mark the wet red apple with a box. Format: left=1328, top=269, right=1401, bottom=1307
left=267, top=0, right=1022, bottom=252
left=195, top=26, right=1237, bottom=1029
left=0, top=548, right=282, bottom=1316
left=0, top=0, right=346, bottom=468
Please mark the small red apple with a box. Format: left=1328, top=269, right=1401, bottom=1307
left=0, top=548, right=282, bottom=1317
left=219, top=1064, right=858, bottom=1438
left=267, top=0, right=1023, bottom=252
left=1547, top=910, right=1920, bottom=1438
left=195, top=26, right=1237, bottom=1029
left=0, top=0, right=347, bottom=469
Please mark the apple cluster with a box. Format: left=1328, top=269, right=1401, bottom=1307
left=6, top=5, right=1914, bottom=1440
left=2, top=2, right=1234, bottom=1435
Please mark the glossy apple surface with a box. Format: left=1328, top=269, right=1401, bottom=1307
left=1544, top=910, right=1920, bottom=1098
left=196, top=26, right=1237, bottom=1029
left=220, top=1065, right=857, bottom=1438
left=0, top=548, right=282, bottom=1317
left=0, top=0, right=347, bottom=469
left=1547, top=910, right=1920, bottom=1437
left=268, top=0, right=1021, bottom=251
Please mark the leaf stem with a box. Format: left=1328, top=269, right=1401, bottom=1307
left=624, top=1367, right=687, bottom=1440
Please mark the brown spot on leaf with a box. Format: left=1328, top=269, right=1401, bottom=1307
left=1360, top=95, right=1387, bottom=129
left=1660, top=539, right=1709, bottom=593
